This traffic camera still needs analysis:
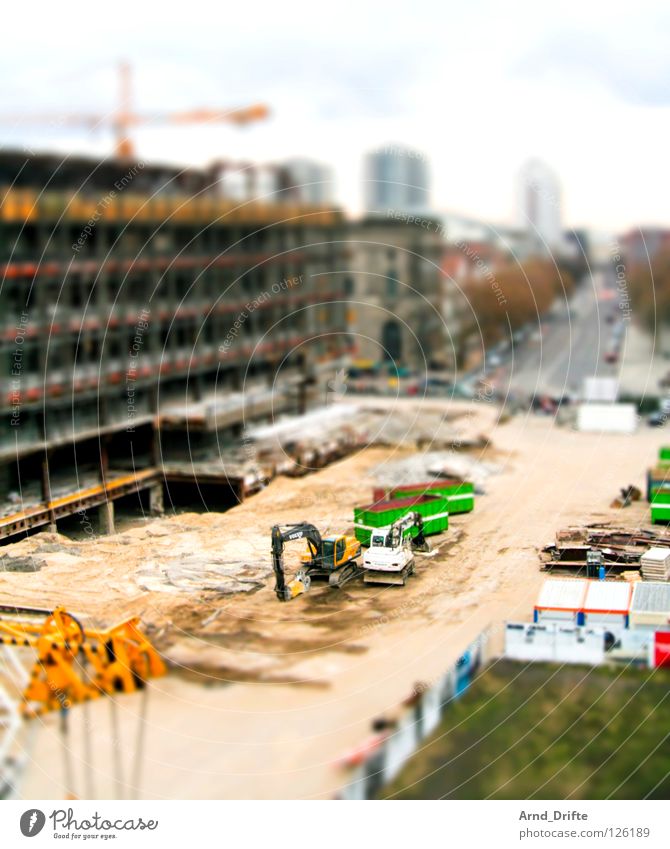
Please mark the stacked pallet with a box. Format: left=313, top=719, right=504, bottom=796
left=640, top=547, right=670, bottom=581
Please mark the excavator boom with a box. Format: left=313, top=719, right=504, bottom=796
left=271, top=523, right=321, bottom=601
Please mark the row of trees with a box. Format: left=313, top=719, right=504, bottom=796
left=460, top=258, right=576, bottom=352
left=628, top=248, right=670, bottom=333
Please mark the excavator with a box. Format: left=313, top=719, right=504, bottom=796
left=271, top=523, right=362, bottom=601
left=362, top=511, right=430, bottom=585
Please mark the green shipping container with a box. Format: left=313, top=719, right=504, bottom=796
left=389, top=479, right=474, bottom=514
left=353, top=494, right=448, bottom=545
left=659, top=447, right=670, bottom=463
left=651, top=489, right=670, bottom=524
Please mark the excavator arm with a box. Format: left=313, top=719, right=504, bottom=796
left=387, top=511, right=430, bottom=552
left=271, top=523, right=323, bottom=601
left=408, top=512, right=430, bottom=553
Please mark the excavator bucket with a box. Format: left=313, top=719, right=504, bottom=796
left=284, top=572, right=311, bottom=601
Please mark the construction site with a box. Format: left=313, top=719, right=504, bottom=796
left=2, top=372, right=670, bottom=799
left=2, top=54, right=670, bottom=810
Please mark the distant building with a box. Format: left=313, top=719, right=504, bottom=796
left=364, top=145, right=430, bottom=215
left=620, top=227, right=670, bottom=266
left=517, top=159, right=563, bottom=254
left=277, top=158, right=334, bottom=206
left=344, top=214, right=451, bottom=369
left=211, top=158, right=334, bottom=206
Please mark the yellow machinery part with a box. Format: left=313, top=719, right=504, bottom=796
left=0, top=607, right=165, bottom=717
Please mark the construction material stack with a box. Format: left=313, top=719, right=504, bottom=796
left=640, top=547, right=670, bottom=581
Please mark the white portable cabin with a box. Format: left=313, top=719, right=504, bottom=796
left=534, top=579, right=587, bottom=624
left=505, top=622, right=605, bottom=665
left=629, top=582, right=670, bottom=631
left=577, top=403, right=637, bottom=434
left=582, top=581, right=632, bottom=629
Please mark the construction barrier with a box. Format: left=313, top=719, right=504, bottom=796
left=338, top=631, right=489, bottom=800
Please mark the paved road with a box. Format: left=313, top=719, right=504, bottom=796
left=493, top=268, right=621, bottom=398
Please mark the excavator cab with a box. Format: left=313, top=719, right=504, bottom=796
left=300, top=535, right=360, bottom=570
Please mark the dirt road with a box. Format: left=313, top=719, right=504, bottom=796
left=9, top=400, right=661, bottom=799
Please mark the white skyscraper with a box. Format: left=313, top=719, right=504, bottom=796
left=364, top=145, right=430, bottom=214
left=517, top=159, right=563, bottom=253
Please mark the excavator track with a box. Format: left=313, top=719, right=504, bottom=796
left=328, top=560, right=365, bottom=589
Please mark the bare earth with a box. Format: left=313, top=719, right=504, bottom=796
left=3, top=398, right=660, bottom=800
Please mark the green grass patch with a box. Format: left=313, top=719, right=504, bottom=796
left=382, top=660, right=670, bottom=799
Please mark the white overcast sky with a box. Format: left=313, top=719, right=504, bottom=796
left=0, top=0, right=668, bottom=233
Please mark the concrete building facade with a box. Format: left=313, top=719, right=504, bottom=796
left=343, top=215, right=451, bottom=369
left=0, top=150, right=349, bottom=539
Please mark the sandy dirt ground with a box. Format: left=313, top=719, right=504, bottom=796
left=2, top=398, right=663, bottom=800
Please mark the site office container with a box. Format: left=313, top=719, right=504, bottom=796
left=650, top=489, right=670, bottom=523
left=505, top=622, right=606, bottom=665
left=353, top=494, right=448, bottom=546
left=629, top=581, right=670, bottom=631
left=582, top=581, right=632, bottom=629
left=388, top=479, right=475, bottom=515
left=533, top=578, right=587, bottom=625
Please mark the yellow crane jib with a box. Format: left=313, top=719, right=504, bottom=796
left=0, top=606, right=166, bottom=717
